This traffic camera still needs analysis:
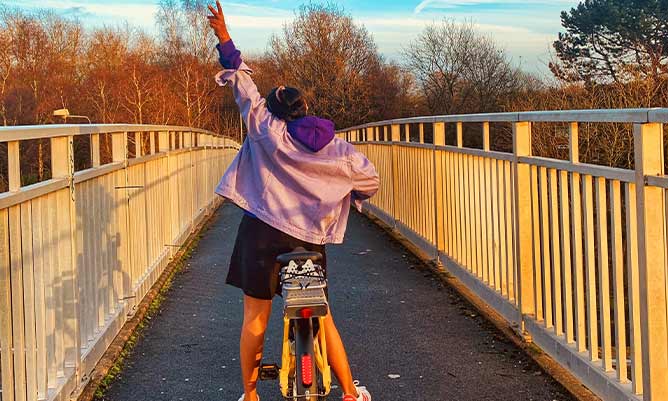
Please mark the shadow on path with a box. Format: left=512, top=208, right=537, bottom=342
left=102, top=203, right=574, bottom=401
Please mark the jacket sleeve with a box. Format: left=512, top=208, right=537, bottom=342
left=214, top=41, right=272, bottom=139
left=350, top=151, right=380, bottom=212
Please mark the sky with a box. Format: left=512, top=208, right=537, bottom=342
left=4, top=0, right=582, bottom=76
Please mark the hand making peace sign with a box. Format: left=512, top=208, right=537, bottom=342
left=207, top=1, right=231, bottom=43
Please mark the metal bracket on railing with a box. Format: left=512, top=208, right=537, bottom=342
left=115, top=185, right=145, bottom=190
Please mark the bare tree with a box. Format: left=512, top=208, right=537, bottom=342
left=404, top=20, right=522, bottom=115
left=82, top=28, right=129, bottom=123
left=269, top=3, right=384, bottom=128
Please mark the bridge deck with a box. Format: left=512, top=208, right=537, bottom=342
left=100, top=203, right=574, bottom=401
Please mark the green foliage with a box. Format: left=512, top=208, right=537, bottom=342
left=551, top=0, right=668, bottom=83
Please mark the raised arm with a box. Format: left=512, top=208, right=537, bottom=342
left=208, top=1, right=272, bottom=137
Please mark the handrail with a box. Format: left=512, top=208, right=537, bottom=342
left=338, top=108, right=668, bottom=132
left=0, top=123, right=221, bottom=142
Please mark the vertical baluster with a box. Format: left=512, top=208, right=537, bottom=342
left=504, top=161, right=516, bottom=301
left=550, top=169, right=563, bottom=336
left=472, top=155, right=483, bottom=279
left=21, top=197, right=37, bottom=401
left=570, top=124, right=586, bottom=352
left=483, top=150, right=496, bottom=290
left=491, top=159, right=501, bottom=285
left=32, top=195, right=47, bottom=399
left=610, top=180, right=628, bottom=382
left=498, top=161, right=508, bottom=293
left=560, top=171, right=574, bottom=343
left=583, top=175, right=599, bottom=362
left=531, top=165, right=543, bottom=321
left=0, top=159, right=15, bottom=401
left=625, top=183, right=642, bottom=394
left=456, top=149, right=465, bottom=265
left=540, top=167, right=553, bottom=329
left=479, top=151, right=490, bottom=292
left=596, top=177, right=612, bottom=372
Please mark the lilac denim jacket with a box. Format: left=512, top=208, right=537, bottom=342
left=214, top=41, right=380, bottom=245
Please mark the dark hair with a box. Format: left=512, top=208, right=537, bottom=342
left=266, top=86, right=307, bottom=121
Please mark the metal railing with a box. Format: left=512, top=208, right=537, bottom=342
left=340, top=108, right=668, bottom=401
left=0, top=124, right=239, bottom=401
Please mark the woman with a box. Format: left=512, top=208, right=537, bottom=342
left=207, top=2, right=379, bottom=401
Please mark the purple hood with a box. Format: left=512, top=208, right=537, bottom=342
left=287, top=116, right=335, bottom=152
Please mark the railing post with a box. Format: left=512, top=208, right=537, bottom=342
left=134, top=132, right=141, bottom=158
left=391, top=124, right=401, bottom=226
left=184, top=132, right=193, bottom=148
left=91, top=134, right=101, bottom=167
left=8, top=141, right=20, bottom=191
left=149, top=132, right=156, bottom=155
left=513, top=121, right=535, bottom=332
left=568, top=122, right=587, bottom=354
left=0, top=185, right=13, bottom=400
left=634, top=122, right=668, bottom=401
left=111, top=132, right=132, bottom=309
left=404, top=124, right=410, bottom=142
left=186, top=132, right=195, bottom=231
left=51, top=135, right=82, bottom=383
left=456, top=122, right=463, bottom=147
left=433, top=122, right=446, bottom=259
left=158, top=131, right=169, bottom=153
left=482, top=122, right=490, bottom=151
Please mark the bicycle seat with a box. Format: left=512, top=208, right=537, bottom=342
left=276, top=247, right=323, bottom=265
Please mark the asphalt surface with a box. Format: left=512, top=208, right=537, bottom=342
left=101, top=203, right=575, bottom=401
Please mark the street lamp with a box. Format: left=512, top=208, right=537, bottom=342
left=53, top=108, right=91, bottom=124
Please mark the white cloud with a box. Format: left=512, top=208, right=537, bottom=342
left=414, top=0, right=576, bottom=14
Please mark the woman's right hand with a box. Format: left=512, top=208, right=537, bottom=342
left=208, top=1, right=231, bottom=43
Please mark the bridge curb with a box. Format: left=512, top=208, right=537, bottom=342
left=74, top=198, right=225, bottom=401
left=357, top=206, right=602, bottom=401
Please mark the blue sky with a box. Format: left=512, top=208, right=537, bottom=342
left=4, top=0, right=582, bottom=76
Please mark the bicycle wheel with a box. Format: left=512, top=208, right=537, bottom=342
left=294, top=318, right=319, bottom=400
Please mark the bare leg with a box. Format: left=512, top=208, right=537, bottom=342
left=240, top=295, right=272, bottom=401
left=323, top=309, right=359, bottom=397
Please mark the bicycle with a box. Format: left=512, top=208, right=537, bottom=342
left=258, top=247, right=332, bottom=400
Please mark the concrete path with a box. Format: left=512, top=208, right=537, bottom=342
left=101, top=203, right=574, bottom=401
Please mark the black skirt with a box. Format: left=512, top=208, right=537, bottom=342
left=227, top=214, right=327, bottom=300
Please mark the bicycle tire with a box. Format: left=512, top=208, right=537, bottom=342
left=294, top=318, right=319, bottom=400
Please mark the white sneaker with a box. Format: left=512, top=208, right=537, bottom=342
left=342, top=381, right=371, bottom=401
left=237, top=394, right=259, bottom=401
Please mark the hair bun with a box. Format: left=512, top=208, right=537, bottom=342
left=266, top=86, right=308, bottom=122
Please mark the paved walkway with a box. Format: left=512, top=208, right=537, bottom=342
left=101, top=203, right=574, bottom=401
